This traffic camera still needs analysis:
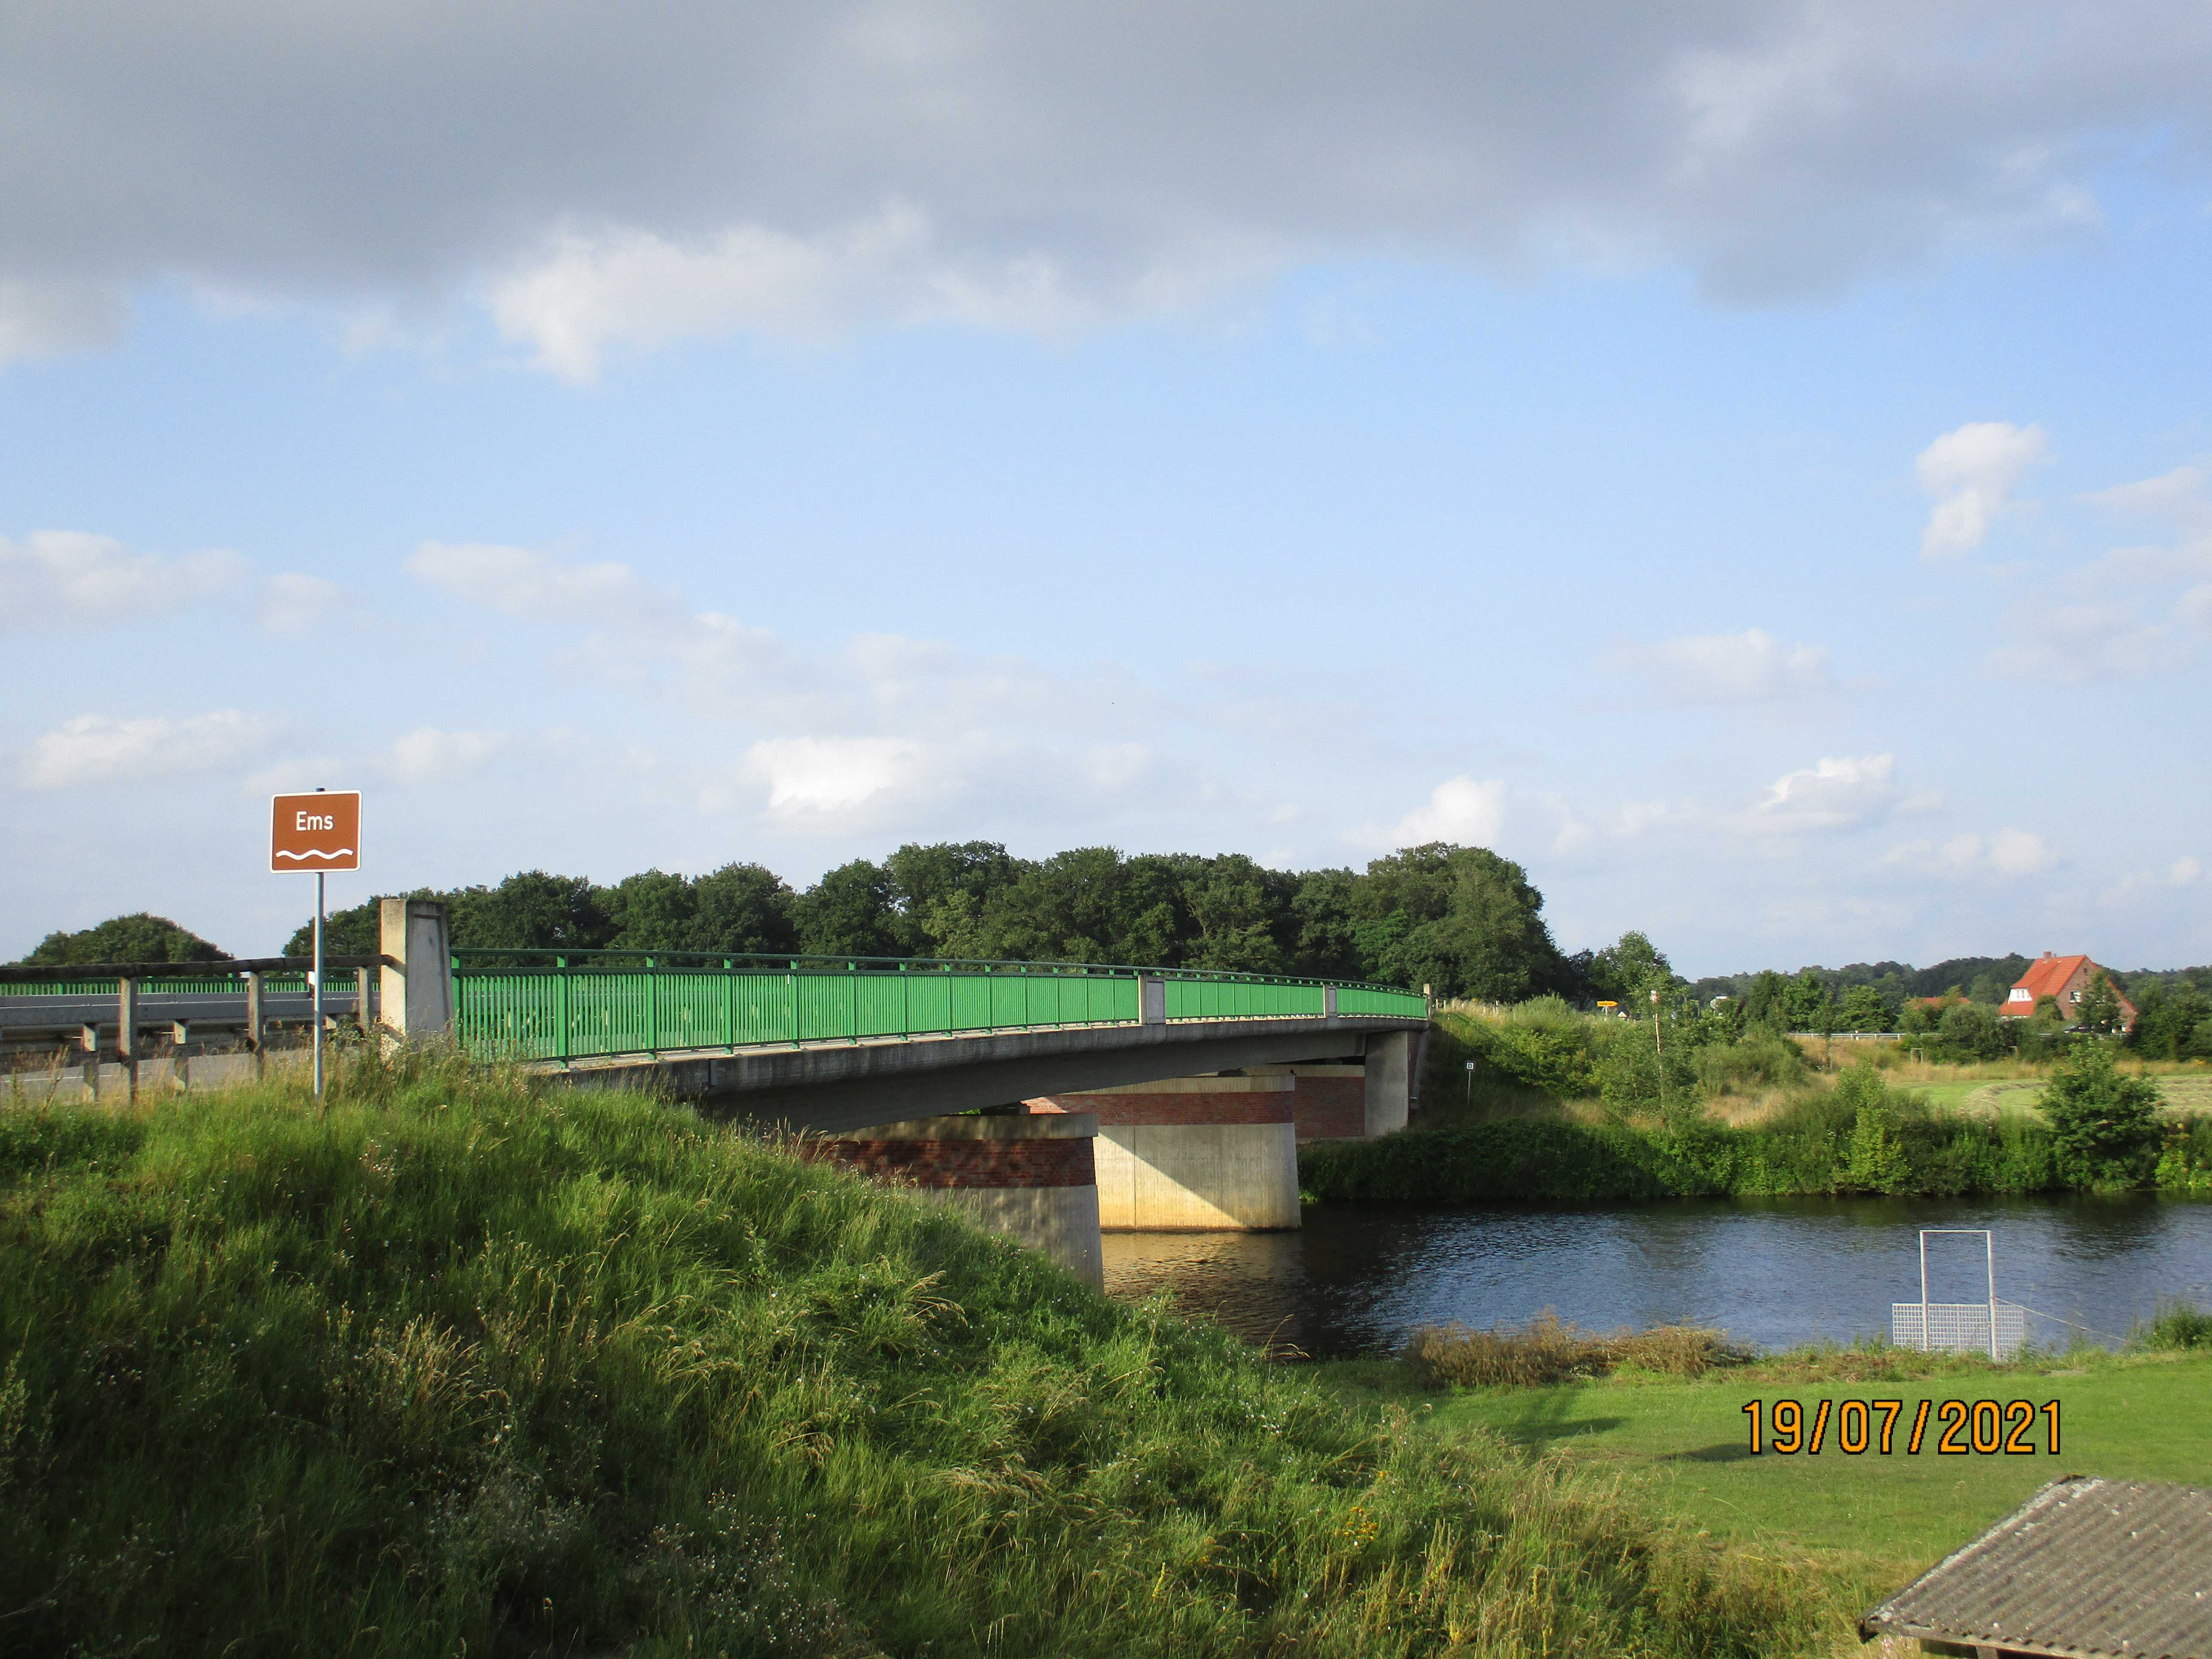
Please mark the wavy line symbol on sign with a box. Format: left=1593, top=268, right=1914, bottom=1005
left=275, top=848, right=355, bottom=861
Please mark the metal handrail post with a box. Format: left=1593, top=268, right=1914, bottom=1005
left=556, top=957, right=571, bottom=1063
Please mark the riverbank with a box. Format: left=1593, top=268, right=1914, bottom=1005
left=1317, top=1340, right=2212, bottom=1634
left=0, top=1055, right=1826, bottom=1658
left=1302, top=1082, right=2212, bottom=1203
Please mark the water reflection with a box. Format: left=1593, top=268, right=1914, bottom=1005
left=1100, top=1196, right=2212, bottom=1357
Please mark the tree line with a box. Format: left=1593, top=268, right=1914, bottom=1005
left=275, top=841, right=1607, bottom=1000
left=19, top=841, right=1677, bottom=1005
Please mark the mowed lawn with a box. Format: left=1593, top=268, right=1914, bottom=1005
left=1423, top=1352, right=2212, bottom=1606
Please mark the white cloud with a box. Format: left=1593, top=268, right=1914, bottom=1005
left=1729, top=754, right=1899, bottom=835
left=1605, top=627, right=1835, bottom=704
left=1985, top=596, right=2186, bottom=681
left=1382, top=776, right=1508, bottom=846
left=2173, top=856, right=2204, bottom=886
left=488, top=208, right=1199, bottom=381
left=1884, top=828, right=2059, bottom=878
left=19, top=711, right=284, bottom=791
left=0, top=531, right=247, bottom=627
left=384, top=727, right=508, bottom=785
left=1917, top=421, right=2050, bottom=555
left=741, top=736, right=929, bottom=822
left=405, top=541, right=678, bottom=626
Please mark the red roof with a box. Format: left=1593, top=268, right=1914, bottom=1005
left=2010, top=954, right=2090, bottom=1004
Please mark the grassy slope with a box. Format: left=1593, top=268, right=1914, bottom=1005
left=1328, top=1351, right=2212, bottom=1617
left=0, top=1054, right=1823, bottom=1659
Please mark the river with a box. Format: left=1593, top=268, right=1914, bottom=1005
left=1100, top=1195, right=2212, bottom=1357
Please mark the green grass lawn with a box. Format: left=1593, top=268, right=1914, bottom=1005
left=1343, top=1351, right=2212, bottom=1612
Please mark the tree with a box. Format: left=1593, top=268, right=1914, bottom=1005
left=1288, top=867, right=1364, bottom=980
left=1587, top=930, right=1672, bottom=1003
left=20, top=913, right=230, bottom=966
left=1741, top=970, right=1791, bottom=1030
left=794, top=860, right=899, bottom=957
left=605, top=869, right=696, bottom=951
left=1838, top=984, right=1895, bottom=1033
left=461, top=872, right=616, bottom=951
left=685, top=863, right=800, bottom=957
left=1784, top=970, right=1831, bottom=1032
left=2040, top=1040, right=2163, bottom=1183
left=2075, top=970, right=2126, bottom=1035
left=1937, top=1000, right=2009, bottom=1061
left=2132, top=983, right=2211, bottom=1060
left=1174, top=853, right=1296, bottom=973
left=1351, top=843, right=1561, bottom=1001
left=883, top=842, right=1024, bottom=957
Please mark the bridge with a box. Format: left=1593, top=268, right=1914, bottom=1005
left=5, top=899, right=1434, bottom=1284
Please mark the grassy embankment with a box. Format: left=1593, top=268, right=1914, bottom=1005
left=1, top=1054, right=1826, bottom=1658
left=1319, top=1317, right=2212, bottom=1630
left=1300, top=1006, right=2212, bottom=1204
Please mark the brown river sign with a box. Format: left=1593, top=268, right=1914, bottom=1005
left=270, top=791, right=362, bottom=872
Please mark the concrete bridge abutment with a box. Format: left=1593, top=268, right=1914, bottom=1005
left=1030, top=1076, right=1301, bottom=1232
left=800, top=1111, right=1104, bottom=1285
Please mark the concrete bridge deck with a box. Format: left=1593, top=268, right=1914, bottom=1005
left=552, top=1010, right=1421, bottom=1134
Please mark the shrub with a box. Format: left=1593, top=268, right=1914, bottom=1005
left=1696, top=1029, right=1808, bottom=1097
left=2040, top=1041, right=2163, bottom=1184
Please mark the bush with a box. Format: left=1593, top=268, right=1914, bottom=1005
left=1695, top=1030, right=1807, bottom=1097
left=1937, top=1002, right=2012, bottom=1061
left=2040, top=1041, right=2163, bottom=1184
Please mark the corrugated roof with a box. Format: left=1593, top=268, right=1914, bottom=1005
left=1860, top=1477, right=2212, bottom=1659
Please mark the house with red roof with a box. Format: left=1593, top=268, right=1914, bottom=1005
left=2000, top=952, right=2138, bottom=1030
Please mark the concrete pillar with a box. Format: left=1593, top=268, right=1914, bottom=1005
left=379, top=899, right=453, bottom=1045
left=1363, top=1030, right=1415, bottom=1137
left=1031, top=1076, right=1301, bottom=1231
left=1322, top=982, right=1339, bottom=1023
left=116, top=975, right=138, bottom=1102
left=803, top=1112, right=1103, bottom=1285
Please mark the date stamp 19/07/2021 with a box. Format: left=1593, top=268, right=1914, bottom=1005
left=1741, top=1398, right=2062, bottom=1456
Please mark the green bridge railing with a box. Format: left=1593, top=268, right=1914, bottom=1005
left=451, top=950, right=1428, bottom=1064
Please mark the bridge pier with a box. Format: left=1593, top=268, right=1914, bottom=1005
left=801, top=1111, right=1104, bottom=1285
left=1028, top=1077, right=1301, bottom=1231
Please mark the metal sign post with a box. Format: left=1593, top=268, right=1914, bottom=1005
left=270, top=790, right=362, bottom=1099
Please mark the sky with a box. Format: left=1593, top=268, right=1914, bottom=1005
left=3, top=0, right=2210, bottom=975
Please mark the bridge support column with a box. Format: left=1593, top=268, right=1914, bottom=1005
left=1363, top=1030, right=1415, bottom=1137
left=1030, top=1077, right=1300, bottom=1231
left=379, top=899, right=453, bottom=1047
left=804, top=1112, right=1103, bottom=1286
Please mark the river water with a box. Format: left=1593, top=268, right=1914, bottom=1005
left=1100, top=1196, right=2212, bottom=1357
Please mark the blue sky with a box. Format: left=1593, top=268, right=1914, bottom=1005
left=4, top=2, right=2209, bottom=974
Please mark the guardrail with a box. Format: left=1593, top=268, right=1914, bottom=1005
left=450, top=949, right=1430, bottom=1064
left=0, top=957, right=393, bottom=1054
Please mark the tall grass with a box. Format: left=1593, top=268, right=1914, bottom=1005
left=2142, top=1296, right=2212, bottom=1351
left=0, top=1050, right=1822, bottom=1657
left=1405, top=1314, right=1750, bottom=1389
